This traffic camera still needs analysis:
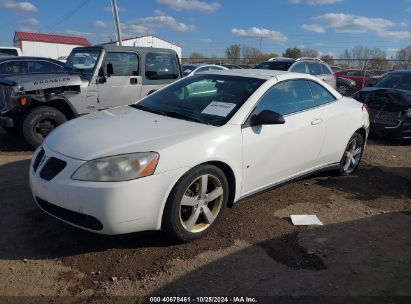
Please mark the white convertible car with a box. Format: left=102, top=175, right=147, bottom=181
left=29, top=70, right=369, bottom=241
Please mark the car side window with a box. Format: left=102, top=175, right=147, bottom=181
left=347, top=70, right=364, bottom=77
left=209, top=66, right=224, bottom=71
left=307, top=63, right=322, bottom=76
left=0, top=61, right=26, bottom=74
left=255, top=80, right=315, bottom=116
left=195, top=66, right=210, bottom=74
left=290, top=63, right=306, bottom=73
left=27, top=61, right=62, bottom=73
left=104, top=52, right=138, bottom=76
left=308, top=81, right=336, bottom=106
left=320, top=64, right=332, bottom=75
left=145, top=52, right=179, bottom=80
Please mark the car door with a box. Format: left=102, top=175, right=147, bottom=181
left=307, top=80, right=348, bottom=165
left=241, top=79, right=326, bottom=196
left=97, top=51, right=142, bottom=107
left=346, top=71, right=368, bottom=90
left=289, top=62, right=307, bottom=74
left=307, top=62, right=326, bottom=83
left=319, top=63, right=336, bottom=88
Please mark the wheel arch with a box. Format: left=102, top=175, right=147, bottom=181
left=354, top=127, right=367, bottom=141
left=28, top=97, right=78, bottom=120
left=202, top=160, right=236, bottom=208
left=157, top=160, right=238, bottom=230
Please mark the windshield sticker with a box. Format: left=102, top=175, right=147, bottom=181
left=201, top=101, right=236, bottom=117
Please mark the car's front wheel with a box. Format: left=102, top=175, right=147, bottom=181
left=22, top=106, right=67, bottom=149
left=162, top=165, right=229, bottom=241
left=339, top=132, right=365, bottom=175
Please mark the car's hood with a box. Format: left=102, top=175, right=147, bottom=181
left=357, top=87, right=411, bottom=107
left=0, top=72, right=84, bottom=91
left=45, top=106, right=214, bottom=161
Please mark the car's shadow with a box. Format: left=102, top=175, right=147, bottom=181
left=151, top=211, right=411, bottom=296
left=0, top=127, right=32, bottom=152
left=0, top=159, right=179, bottom=262
left=0, top=156, right=410, bottom=261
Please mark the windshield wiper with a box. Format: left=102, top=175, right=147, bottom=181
left=163, top=111, right=206, bottom=124
left=131, top=105, right=207, bottom=124
left=131, top=104, right=166, bottom=116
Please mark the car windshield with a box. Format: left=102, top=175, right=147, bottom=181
left=131, top=74, right=265, bottom=126
left=181, top=65, right=196, bottom=76
left=65, top=49, right=101, bottom=74
left=254, top=61, right=293, bottom=71
left=0, top=49, right=18, bottom=56
left=374, top=74, right=411, bottom=91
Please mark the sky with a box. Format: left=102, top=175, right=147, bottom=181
left=0, top=0, right=410, bottom=58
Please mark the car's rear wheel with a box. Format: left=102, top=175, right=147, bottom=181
left=339, top=132, right=364, bottom=175
left=162, top=165, right=229, bottom=241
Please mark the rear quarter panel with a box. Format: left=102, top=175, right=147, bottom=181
left=318, top=97, right=368, bottom=165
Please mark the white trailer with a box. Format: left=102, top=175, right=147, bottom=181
left=13, top=31, right=90, bottom=60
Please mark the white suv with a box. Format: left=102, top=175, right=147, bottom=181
left=255, top=57, right=336, bottom=89
left=0, top=47, right=22, bottom=56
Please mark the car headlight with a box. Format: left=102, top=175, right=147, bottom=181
left=72, top=152, right=159, bottom=182
left=406, top=109, right=411, bottom=118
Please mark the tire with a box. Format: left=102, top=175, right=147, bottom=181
left=21, top=106, right=67, bottom=149
left=162, top=165, right=229, bottom=241
left=339, top=132, right=365, bottom=176
left=337, top=84, right=349, bottom=96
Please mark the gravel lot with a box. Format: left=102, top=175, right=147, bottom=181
left=0, top=127, right=410, bottom=299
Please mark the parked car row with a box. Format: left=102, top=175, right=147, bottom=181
left=201, top=57, right=410, bottom=140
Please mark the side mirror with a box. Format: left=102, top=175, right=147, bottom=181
left=250, top=110, right=285, bottom=127
left=106, top=62, right=114, bottom=77
left=97, top=67, right=106, bottom=84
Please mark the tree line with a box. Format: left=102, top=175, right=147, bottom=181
left=187, top=44, right=411, bottom=70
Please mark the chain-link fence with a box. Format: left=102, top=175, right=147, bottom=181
left=181, top=57, right=411, bottom=71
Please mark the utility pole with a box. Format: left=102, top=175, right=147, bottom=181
left=112, top=0, right=122, bottom=46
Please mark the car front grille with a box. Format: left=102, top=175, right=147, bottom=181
left=36, top=197, right=103, bottom=231
left=0, top=85, right=13, bottom=110
left=369, top=107, right=401, bottom=127
left=33, top=148, right=45, bottom=172
left=39, top=157, right=67, bottom=181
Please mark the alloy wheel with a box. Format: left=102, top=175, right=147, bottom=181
left=179, top=174, right=224, bottom=233
left=342, top=136, right=363, bottom=174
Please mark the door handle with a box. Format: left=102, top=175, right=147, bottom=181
left=311, top=118, right=323, bottom=125
left=130, top=78, right=138, bottom=85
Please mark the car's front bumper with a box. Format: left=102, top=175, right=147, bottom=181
left=371, top=118, right=411, bottom=139
left=29, top=145, right=187, bottom=235
left=0, top=108, right=22, bottom=128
